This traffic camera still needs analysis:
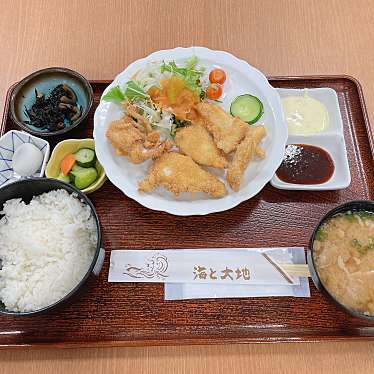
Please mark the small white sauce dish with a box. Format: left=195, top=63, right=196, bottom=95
left=276, top=87, right=344, bottom=134
left=0, top=130, right=50, bottom=188
left=271, top=88, right=351, bottom=191
left=270, top=134, right=351, bottom=190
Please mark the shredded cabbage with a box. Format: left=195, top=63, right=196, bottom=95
left=137, top=62, right=171, bottom=91
left=133, top=99, right=173, bottom=135
left=104, top=56, right=205, bottom=137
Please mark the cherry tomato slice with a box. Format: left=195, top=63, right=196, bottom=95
left=209, top=69, right=226, bottom=84
left=206, top=83, right=223, bottom=100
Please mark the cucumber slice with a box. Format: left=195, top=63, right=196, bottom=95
left=56, top=172, right=71, bottom=184
left=69, top=164, right=83, bottom=182
left=70, top=165, right=98, bottom=189
left=71, top=164, right=85, bottom=172
left=230, top=94, right=264, bottom=124
left=75, top=148, right=96, bottom=167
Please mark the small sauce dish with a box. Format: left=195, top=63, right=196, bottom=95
left=271, top=88, right=350, bottom=190
left=271, top=134, right=350, bottom=190
left=0, top=130, right=50, bottom=188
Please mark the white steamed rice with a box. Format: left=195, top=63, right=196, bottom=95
left=0, top=189, right=97, bottom=312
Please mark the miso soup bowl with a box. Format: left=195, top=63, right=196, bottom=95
left=0, top=178, right=105, bottom=316
left=308, top=200, right=374, bottom=321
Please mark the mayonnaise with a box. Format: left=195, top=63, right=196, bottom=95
left=282, top=91, right=329, bottom=135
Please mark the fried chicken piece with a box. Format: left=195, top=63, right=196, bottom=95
left=123, top=101, right=152, bottom=133
left=227, top=125, right=267, bottom=191
left=255, top=146, right=266, bottom=159
left=106, top=119, right=173, bottom=164
left=138, top=152, right=226, bottom=198
left=195, top=103, right=248, bottom=154
left=106, top=119, right=142, bottom=154
left=175, top=124, right=228, bottom=169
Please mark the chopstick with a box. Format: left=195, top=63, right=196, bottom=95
left=261, top=252, right=311, bottom=282
left=262, top=253, right=295, bottom=284
left=278, top=264, right=311, bottom=277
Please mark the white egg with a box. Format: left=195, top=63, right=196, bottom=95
left=12, top=143, right=43, bottom=177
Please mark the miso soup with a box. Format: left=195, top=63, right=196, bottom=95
left=313, top=211, right=374, bottom=316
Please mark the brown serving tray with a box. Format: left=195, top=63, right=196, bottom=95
left=0, top=76, right=373, bottom=348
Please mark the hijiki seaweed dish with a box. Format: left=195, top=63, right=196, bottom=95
left=24, top=84, right=82, bottom=131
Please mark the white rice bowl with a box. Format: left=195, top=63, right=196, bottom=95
left=0, top=189, right=97, bottom=313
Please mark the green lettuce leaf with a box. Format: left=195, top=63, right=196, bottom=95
left=102, top=86, right=125, bottom=102
left=102, top=81, right=149, bottom=103
left=160, top=56, right=204, bottom=93
left=124, top=80, right=149, bottom=101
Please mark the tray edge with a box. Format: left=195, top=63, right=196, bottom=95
left=1, top=334, right=374, bottom=350
left=0, top=75, right=373, bottom=349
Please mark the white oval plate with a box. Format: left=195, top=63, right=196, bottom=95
left=94, top=47, right=287, bottom=216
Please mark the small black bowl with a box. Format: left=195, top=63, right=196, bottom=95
left=10, top=67, right=93, bottom=137
left=0, top=178, right=103, bottom=316
left=308, top=200, right=374, bottom=320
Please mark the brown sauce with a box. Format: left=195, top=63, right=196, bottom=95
left=276, top=144, right=334, bottom=184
